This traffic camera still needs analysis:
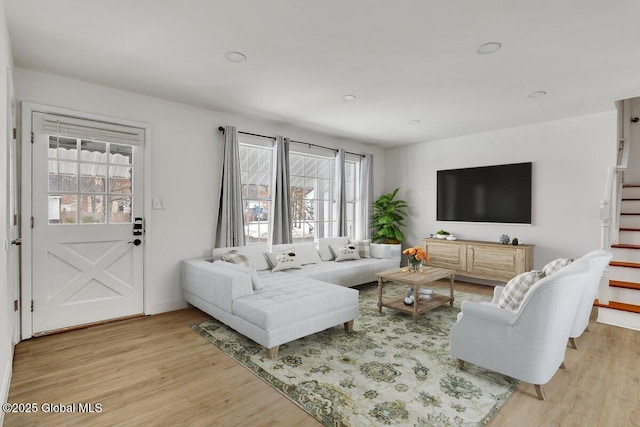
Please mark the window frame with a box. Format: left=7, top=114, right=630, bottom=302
left=238, top=136, right=274, bottom=244
left=289, top=150, right=335, bottom=243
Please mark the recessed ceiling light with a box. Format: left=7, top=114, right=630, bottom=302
left=407, top=120, right=421, bottom=125
left=477, top=42, right=502, bottom=55
left=527, top=90, right=547, bottom=98
left=225, top=51, right=247, bottom=63
left=341, top=94, right=357, bottom=101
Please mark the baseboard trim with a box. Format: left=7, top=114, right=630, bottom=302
left=148, top=299, right=188, bottom=315
left=1, top=357, right=12, bottom=425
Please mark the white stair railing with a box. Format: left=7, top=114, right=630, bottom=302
left=599, top=100, right=631, bottom=304
left=599, top=166, right=618, bottom=305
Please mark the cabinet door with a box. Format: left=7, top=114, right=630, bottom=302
left=467, top=245, right=526, bottom=282
left=425, top=241, right=466, bottom=271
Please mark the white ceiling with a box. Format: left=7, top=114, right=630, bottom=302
left=5, top=0, right=640, bottom=147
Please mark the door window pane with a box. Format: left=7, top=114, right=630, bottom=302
left=49, top=136, right=78, bottom=160
left=111, top=144, right=133, bottom=165
left=49, top=161, right=78, bottom=192
left=48, top=194, right=78, bottom=224
left=80, top=140, right=107, bottom=162
left=80, top=163, right=107, bottom=192
left=80, top=195, right=106, bottom=223
left=109, top=166, right=132, bottom=194
left=109, top=196, right=132, bottom=223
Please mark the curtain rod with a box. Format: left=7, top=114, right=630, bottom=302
left=217, top=126, right=365, bottom=157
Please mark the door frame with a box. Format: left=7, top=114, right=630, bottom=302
left=6, top=68, right=18, bottom=344
left=20, top=102, right=152, bottom=339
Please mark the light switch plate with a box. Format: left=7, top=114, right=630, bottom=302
left=152, top=198, right=164, bottom=210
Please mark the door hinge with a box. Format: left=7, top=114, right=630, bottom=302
left=31, top=300, right=34, bottom=312
left=13, top=299, right=18, bottom=311
left=13, top=214, right=18, bottom=226
left=31, top=131, right=34, bottom=143
left=12, top=127, right=16, bottom=139
left=31, top=216, right=34, bottom=228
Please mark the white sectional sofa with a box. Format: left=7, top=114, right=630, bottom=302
left=181, top=237, right=400, bottom=359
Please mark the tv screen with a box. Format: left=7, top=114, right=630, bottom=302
left=437, top=162, right=532, bottom=224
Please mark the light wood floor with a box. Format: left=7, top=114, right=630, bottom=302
left=5, top=281, right=640, bottom=426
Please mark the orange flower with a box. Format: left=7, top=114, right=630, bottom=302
left=404, top=245, right=426, bottom=261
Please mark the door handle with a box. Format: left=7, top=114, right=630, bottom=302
left=11, top=238, right=21, bottom=246
left=128, top=239, right=142, bottom=246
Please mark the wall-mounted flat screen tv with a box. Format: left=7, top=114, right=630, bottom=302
left=437, top=162, right=532, bottom=224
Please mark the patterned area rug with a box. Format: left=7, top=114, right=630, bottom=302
left=192, top=281, right=517, bottom=426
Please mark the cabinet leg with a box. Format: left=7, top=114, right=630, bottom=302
left=413, top=285, right=419, bottom=322
left=449, top=273, right=455, bottom=306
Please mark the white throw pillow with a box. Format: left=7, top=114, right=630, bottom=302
left=349, top=239, right=371, bottom=258
left=330, top=244, right=361, bottom=262
left=292, top=242, right=323, bottom=265
left=265, top=249, right=302, bottom=272
left=213, top=260, right=264, bottom=290
left=498, top=270, right=546, bottom=310
left=221, top=250, right=253, bottom=268
left=317, top=237, right=350, bottom=261
left=542, top=258, right=574, bottom=276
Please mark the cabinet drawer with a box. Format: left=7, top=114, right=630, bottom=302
left=425, top=241, right=466, bottom=271
left=467, top=245, right=527, bottom=282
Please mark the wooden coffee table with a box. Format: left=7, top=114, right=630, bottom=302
left=376, top=266, right=455, bottom=322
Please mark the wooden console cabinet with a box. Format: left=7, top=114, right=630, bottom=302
left=421, top=238, right=534, bottom=282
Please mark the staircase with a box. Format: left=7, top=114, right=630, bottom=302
left=596, top=184, right=640, bottom=330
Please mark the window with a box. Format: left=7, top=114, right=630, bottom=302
left=239, top=142, right=273, bottom=243
left=237, top=137, right=363, bottom=244
left=344, top=159, right=358, bottom=238
left=48, top=136, right=134, bottom=224
left=290, top=152, right=335, bottom=242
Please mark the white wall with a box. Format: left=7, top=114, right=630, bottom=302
left=626, top=98, right=640, bottom=183
left=384, top=112, right=617, bottom=269
left=13, top=67, right=386, bottom=315
left=0, top=0, right=13, bottom=417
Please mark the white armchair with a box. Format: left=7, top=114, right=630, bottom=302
left=450, top=261, right=591, bottom=400
left=568, top=250, right=611, bottom=348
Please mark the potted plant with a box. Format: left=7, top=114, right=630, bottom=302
left=372, top=188, right=408, bottom=244
left=435, top=230, right=450, bottom=239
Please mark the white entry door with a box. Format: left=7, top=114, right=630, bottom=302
left=30, top=112, right=145, bottom=335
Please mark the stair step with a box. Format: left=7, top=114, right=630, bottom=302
left=622, top=186, right=640, bottom=199
left=609, top=263, right=640, bottom=282
left=610, top=261, right=640, bottom=268
left=611, top=246, right=640, bottom=263
left=594, top=299, right=640, bottom=314
left=621, top=199, right=640, bottom=212
left=618, top=230, right=640, bottom=245
left=610, top=280, right=640, bottom=291
left=620, top=215, right=640, bottom=228
left=611, top=244, right=640, bottom=249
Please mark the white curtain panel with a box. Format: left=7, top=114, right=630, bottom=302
left=271, top=136, right=293, bottom=244
left=357, top=154, right=374, bottom=240
left=215, top=125, right=246, bottom=247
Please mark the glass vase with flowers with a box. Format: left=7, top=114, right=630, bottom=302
left=402, top=246, right=428, bottom=273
